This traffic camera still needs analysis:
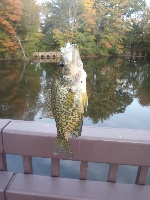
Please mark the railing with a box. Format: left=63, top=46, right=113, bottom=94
left=0, top=119, right=150, bottom=200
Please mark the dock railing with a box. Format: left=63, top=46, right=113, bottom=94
left=0, top=119, right=150, bottom=200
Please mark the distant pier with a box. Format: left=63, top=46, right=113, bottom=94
left=32, top=51, right=61, bottom=62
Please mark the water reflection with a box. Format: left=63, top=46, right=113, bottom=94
left=0, top=61, right=42, bottom=120
left=84, top=58, right=150, bottom=125
left=0, top=58, right=150, bottom=130
left=85, top=60, right=133, bottom=123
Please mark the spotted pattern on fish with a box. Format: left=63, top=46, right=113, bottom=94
left=51, top=69, right=85, bottom=159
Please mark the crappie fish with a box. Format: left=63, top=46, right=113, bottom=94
left=52, top=43, right=88, bottom=159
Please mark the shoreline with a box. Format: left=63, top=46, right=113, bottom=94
left=0, top=55, right=149, bottom=62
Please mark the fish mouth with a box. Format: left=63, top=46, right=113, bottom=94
left=59, top=61, right=65, bottom=67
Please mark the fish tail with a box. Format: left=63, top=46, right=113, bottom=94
left=53, top=135, right=73, bottom=159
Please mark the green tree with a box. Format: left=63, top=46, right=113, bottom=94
left=123, top=0, right=146, bottom=57
left=41, top=0, right=83, bottom=50
left=41, top=0, right=98, bottom=54
left=16, top=0, right=43, bottom=57
left=140, top=7, right=150, bottom=56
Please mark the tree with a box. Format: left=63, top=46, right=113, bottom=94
left=81, top=0, right=96, bottom=30
left=73, top=0, right=98, bottom=55
left=41, top=0, right=83, bottom=49
left=0, top=0, right=22, bottom=58
left=16, top=0, right=42, bottom=56
left=41, top=0, right=98, bottom=54
left=140, top=7, right=150, bottom=56
left=95, top=0, right=130, bottom=56
left=123, top=0, right=146, bottom=57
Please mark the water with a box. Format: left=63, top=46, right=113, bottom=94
left=1, top=58, right=150, bottom=184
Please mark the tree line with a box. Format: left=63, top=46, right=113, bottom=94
left=0, top=0, right=150, bottom=59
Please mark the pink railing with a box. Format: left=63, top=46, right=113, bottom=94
left=0, top=119, right=150, bottom=200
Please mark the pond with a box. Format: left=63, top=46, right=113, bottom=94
left=0, top=58, right=150, bottom=184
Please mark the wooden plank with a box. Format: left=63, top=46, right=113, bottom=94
left=6, top=173, right=150, bottom=200
left=135, top=166, right=149, bottom=185
left=23, top=156, right=33, bottom=174
left=107, top=164, right=118, bottom=183
left=0, top=171, right=14, bottom=200
left=3, top=121, right=56, bottom=158
left=51, top=158, right=60, bottom=177
left=80, top=161, right=88, bottom=180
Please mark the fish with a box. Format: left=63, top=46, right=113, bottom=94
left=51, top=43, right=88, bottom=159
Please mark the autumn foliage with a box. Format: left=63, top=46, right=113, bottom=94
left=82, top=0, right=96, bottom=26
left=0, top=0, right=22, bottom=55
left=0, top=0, right=149, bottom=58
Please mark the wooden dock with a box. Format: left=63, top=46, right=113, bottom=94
left=0, top=119, right=150, bottom=200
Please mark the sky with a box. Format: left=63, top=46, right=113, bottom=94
left=146, top=0, right=150, bottom=5
left=36, top=0, right=150, bottom=6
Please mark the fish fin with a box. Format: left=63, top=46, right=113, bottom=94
left=53, top=134, right=73, bottom=159
left=82, top=93, right=88, bottom=111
